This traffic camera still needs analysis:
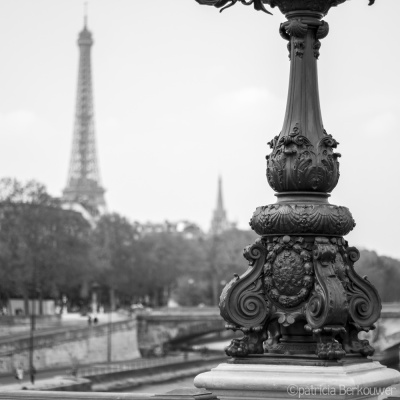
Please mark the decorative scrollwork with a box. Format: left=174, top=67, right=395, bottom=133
left=219, top=240, right=270, bottom=329
left=238, top=280, right=265, bottom=319
left=343, top=246, right=381, bottom=328
left=218, top=235, right=381, bottom=359
left=306, top=238, right=348, bottom=329
left=304, top=238, right=349, bottom=359
left=307, top=288, right=325, bottom=326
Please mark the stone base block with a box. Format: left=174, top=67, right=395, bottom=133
left=194, top=361, right=400, bottom=400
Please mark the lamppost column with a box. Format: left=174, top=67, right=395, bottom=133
left=282, top=14, right=326, bottom=143
left=192, top=0, right=400, bottom=398
left=267, top=13, right=339, bottom=194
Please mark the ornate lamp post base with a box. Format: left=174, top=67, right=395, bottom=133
left=191, top=0, right=400, bottom=398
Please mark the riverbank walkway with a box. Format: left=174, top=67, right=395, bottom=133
left=0, top=352, right=224, bottom=391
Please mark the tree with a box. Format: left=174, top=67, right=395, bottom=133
left=91, top=213, right=141, bottom=307
left=356, top=249, right=400, bottom=303
left=0, top=178, right=92, bottom=312
left=92, top=217, right=208, bottom=307
left=137, top=231, right=200, bottom=306
left=170, top=228, right=258, bottom=307
left=206, top=228, right=258, bottom=305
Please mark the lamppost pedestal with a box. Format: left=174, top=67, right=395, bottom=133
left=195, top=361, right=399, bottom=399
left=192, top=0, right=400, bottom=398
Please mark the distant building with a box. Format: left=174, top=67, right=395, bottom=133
left=137, top=220, right=203, bottom=240
left=62, top=15, right=106, bottom=216
left=7, top=299, right=55, bottom=316
left=209, top=176, right=234, bottom=236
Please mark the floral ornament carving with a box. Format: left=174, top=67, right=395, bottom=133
left=294, top=40, right=305, bottom=58
left=313, top=40, right=321, bottom=59
left=251, top=202, right=356, bottom=238
left=279, top=20, right=308, bottom=59
left=280, top=19, right=329, bottom=59
left=266, top=125, right=341, bottom=192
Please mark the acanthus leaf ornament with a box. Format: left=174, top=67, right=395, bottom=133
left=266, top=126, right=340, bottom=192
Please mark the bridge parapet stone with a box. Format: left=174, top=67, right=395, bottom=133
left=0, top=388, right=219, bottom=400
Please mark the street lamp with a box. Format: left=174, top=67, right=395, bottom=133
left=192, top=0, right=400, bottom=397
left=29, top=287, right=40, bottom=385
left=107, top=287, right=114, bottom=363
left=90, top=281, right=100, bottom=322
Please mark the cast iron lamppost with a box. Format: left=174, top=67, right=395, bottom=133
left=192, top=0, right=400, bottom=398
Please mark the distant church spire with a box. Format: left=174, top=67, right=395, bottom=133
left=210, top=176, right=231, bottom=236
left=63, top=11, right=106, bottom=215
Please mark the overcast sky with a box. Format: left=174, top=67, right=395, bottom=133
left=0, top=0, right=399, bottom=259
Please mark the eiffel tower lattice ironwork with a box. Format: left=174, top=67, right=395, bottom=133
left=63, top=15, right=106, bottom=214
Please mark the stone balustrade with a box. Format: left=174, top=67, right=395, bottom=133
left=0, top=388, right=218, bottom=400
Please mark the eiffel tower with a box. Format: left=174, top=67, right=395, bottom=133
left=63, top=14, right=106, bottom=214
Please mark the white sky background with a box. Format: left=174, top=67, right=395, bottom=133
left=0, top=0, right=399, bottom=259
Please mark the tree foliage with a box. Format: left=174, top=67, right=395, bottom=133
left=356, top=249, right=400, bottom=303
left=0, top=178, right=92, bottom=305
left=2, top=178, right=398, bottom=311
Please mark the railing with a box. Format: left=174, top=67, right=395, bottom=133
left=0, top=388, right=218, bottom=400
left=0, top=392, right=153, bottom=400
